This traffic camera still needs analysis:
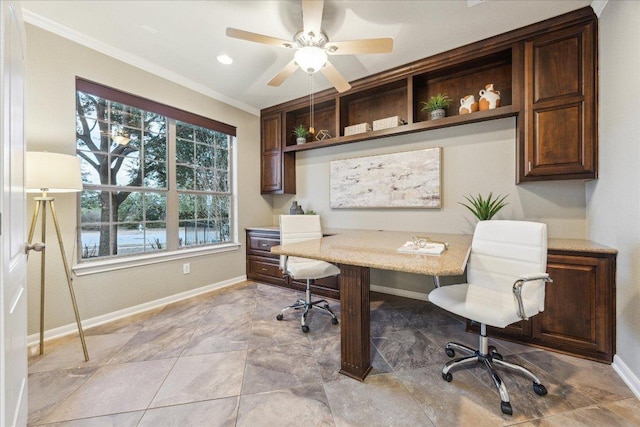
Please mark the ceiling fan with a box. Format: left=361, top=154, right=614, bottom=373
left=226, top=0, right=393, bottom=93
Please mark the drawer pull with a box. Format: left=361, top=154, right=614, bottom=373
left=261, top=267, right=268, bottom=271
left=261, top=243, right=268, bottom=247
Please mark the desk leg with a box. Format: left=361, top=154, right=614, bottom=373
left=339, top=264, right=372, bottom=381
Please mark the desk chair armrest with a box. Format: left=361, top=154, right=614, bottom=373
left=513, top=273, right=553, bottom=320
left=280, top=255, right=288, bottom=273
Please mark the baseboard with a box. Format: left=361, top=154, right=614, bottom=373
left=370, top=283, right=429, bottom=302
left=612, top=355, right=640, bottom=399
left=28, top=275, right=247, bottom=350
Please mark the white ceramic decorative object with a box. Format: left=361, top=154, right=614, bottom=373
left=296, top=137, right=306, bottom=145
left=479, top=84, right=501, bottom=110
left=459, top=95, right=479, bottom=115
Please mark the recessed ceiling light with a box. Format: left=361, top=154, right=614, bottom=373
left=217, top=54, right=233, bottom=65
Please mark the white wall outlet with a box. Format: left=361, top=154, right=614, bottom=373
left=183, top=263, right=190, bottom=274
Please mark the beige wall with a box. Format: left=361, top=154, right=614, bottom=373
left=274, top=117, right=588, bottom=293
left=24, top=25, right=270, bottom=334
left=586, top=0, right=640, bottom=389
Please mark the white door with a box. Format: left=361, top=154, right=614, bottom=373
left=1, top=1, right=28, bottom=426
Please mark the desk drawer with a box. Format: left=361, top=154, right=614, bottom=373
left=248, top=257, right=287, bottom=285
left=248, top=236, right=280, bottom=255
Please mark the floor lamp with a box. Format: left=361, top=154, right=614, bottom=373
left=26, top=152, right=89, bottom=361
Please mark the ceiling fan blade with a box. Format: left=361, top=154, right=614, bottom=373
left=326, top=38, right=394, bottom=55
left=268, top=59, right=300, bottom=87
left=302, top=0, right=324, bottom=36
left=226, top=28, right=293, bottom=48
left=320, top=60, right=351, bottom=93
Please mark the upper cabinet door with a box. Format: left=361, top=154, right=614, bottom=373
left=261, top=112, right=282, bottom=193
left=521, top=21, right=597, bottom=182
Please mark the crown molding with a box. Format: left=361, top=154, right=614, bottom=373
left=591, top=0, right=609, bottom=17
left=21, top=9, right=260, bottom=117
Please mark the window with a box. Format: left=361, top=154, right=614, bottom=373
left=75, top=78, right=236, bottom=261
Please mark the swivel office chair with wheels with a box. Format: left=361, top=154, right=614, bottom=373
left=276, top=215, right=340, bottom=333
left=428, top=220, right=552, bottom=415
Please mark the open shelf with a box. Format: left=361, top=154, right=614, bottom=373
left=284, top=105, right=517, bottom=153
left=284, top=99, right=336, bottom=148
left=413, top=49, right=513, bottom=123
left=339, top=79, right=408, bottom=136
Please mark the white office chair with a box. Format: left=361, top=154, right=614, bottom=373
left=276, top=215, right=340, bottom=333
left=428, top=220, right=552, bottom=415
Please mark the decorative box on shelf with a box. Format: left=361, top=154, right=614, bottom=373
left=373, top=116, right=404, bottom=131
left=344, top=122, right=372, bottom=136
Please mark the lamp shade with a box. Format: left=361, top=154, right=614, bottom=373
left=294, top=46, right=327, bottom=74
left=26, top=152, right=82, bottom=193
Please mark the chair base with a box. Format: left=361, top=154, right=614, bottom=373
left=441, top=324, right=547, bottom=415
left=276, top=279, right=338, bottom=333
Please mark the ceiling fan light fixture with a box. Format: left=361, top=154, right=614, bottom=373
left=294, top=46, right=327, bottom=74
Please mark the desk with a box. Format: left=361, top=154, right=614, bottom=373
left=271, top=229, right=472, bottom=381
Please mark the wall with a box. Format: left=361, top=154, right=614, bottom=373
left=24, top=25, right=271, bottom=335
left=586, top=0, right=640, bottom=393
left=275, top=117, right=588, bottom=294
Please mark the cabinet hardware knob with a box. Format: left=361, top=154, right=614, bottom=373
left=261, top=267, right=268, bottom=271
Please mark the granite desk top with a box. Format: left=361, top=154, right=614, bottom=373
left=271, top=230, right=473, bottom=276
left=248, top=226, right=617, bottom=256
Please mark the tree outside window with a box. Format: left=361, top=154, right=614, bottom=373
left=75, top=80, right=234, bottom=260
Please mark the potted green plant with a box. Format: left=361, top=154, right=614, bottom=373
left=292, top=124, right=311, bottom=144
left=459, top=192, right=508, bottom=221
left=421, top=93, right=452, bottom=120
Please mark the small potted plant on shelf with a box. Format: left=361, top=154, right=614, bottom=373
left=459, top=192, right=508, bottom=221
left=421, top=93, right=452, bottom=120
left=292, top=124, right=311, bottom=144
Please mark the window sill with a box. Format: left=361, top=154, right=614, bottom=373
left=73, top=243, right=241, bottom=276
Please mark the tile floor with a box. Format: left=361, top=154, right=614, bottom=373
left=28, top=281, right=639, bottom=426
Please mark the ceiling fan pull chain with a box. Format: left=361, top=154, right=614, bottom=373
left=309, top=74, right=315, bottom=134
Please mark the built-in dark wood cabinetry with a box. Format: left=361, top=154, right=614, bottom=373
left=519, top=20, right=597, bottom=182
left=471, top=248, right=616, bottom=363
left=246, top=228, right=339, bottom=299
left=260, top=7, right=597, bottom=194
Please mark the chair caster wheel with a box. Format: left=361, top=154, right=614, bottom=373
left=488, top=346, right=503, bottom=361
left=500, top=401, right=513, bottom=415
left=276, top=314, right=283, bottom=321
left=331, top=317, right=339, bottom=325
left=533, top=382, right=548, bottom=396
left=445, top=348, right=455, bottom=358
left=301, top=325, right=310, bottom=333
left=442, top=372, right=452, bottom=382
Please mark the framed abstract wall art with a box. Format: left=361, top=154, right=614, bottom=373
left=330, top=147, right=442, bottom=208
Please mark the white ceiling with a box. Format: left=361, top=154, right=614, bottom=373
left=22, top=0, right=594, bottom=116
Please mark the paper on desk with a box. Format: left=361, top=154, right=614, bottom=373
left=397, top=241, right=446, bottom=255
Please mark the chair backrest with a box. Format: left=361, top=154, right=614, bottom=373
left=468, top=220, right=548, bottom=314
left=279, top=215, right=323, bottom=269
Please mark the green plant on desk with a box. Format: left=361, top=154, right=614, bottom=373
left=460, top=192, right=508, bottom=220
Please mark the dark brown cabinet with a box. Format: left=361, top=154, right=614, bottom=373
left=246, top=228, right=339, bottom=299
left=260, top=7, right=598, bottom=194
left=260, top=112, right=296, bottom=194
left=519, top=20, right=597, bottom=182
left=472, top=249, right=616, bottom=363
left=533, top=251, right=615, bottom=362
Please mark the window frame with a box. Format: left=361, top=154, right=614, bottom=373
left=74, top=78, right=239, bottom=273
